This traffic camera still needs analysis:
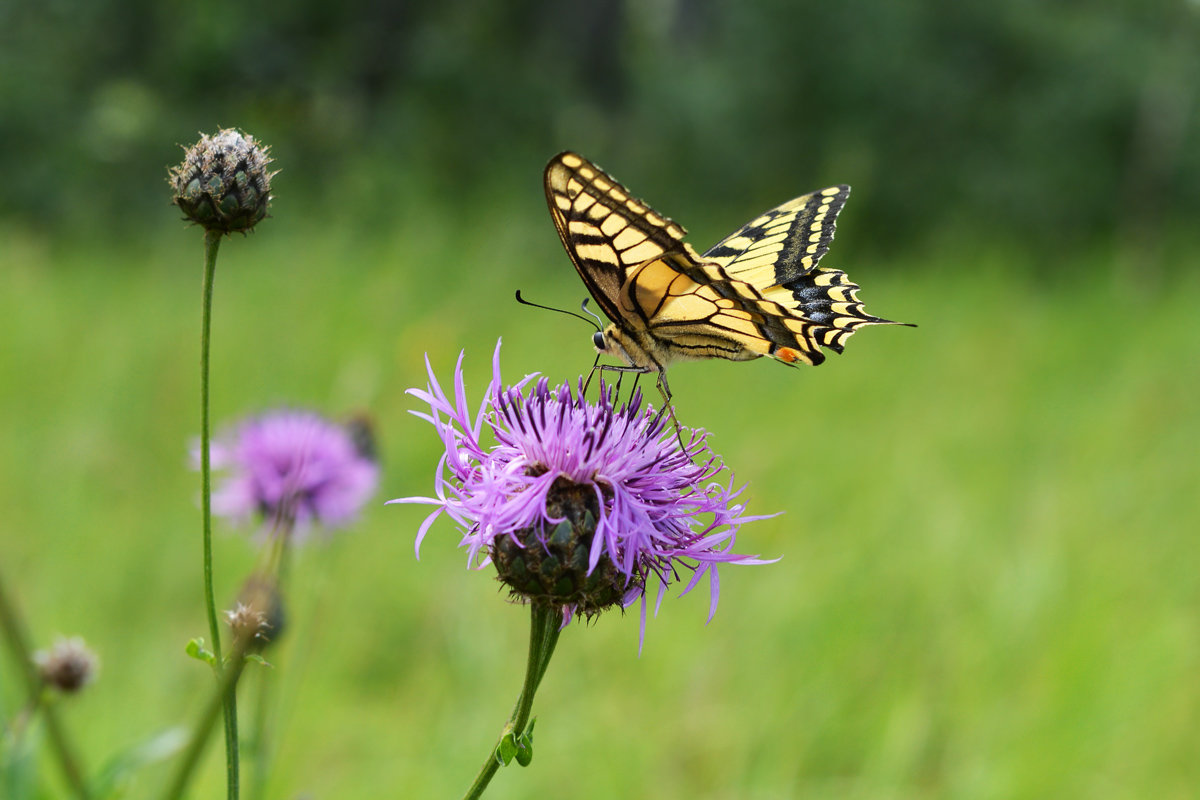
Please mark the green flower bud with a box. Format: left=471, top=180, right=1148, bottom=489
left=169, top=128, right=273, bottom=234
left=491, top=477, right=628, bottom=619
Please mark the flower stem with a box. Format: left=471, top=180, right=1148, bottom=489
left=461, top=603, right=561, bottom=800
left=199, top=228, right=224, bottom=668
left=198, top=229, right=240, bottom=799
left=161, top=644, right=249, bottom=800
left=0, top=571, right=91, bottom=799
left=246, top=525, right=292, bottom=800
left=244, top=661, right=272, bottom=800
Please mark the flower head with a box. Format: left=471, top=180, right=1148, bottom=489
left=202, top=410, right=380, bottom=540
left=34, top=637, right=99, bottom=693
left=169, top=128, right=273, bottom=234
left=225, top=573, right=285, bottom=651
left=392, top=342, right=774, bottom=643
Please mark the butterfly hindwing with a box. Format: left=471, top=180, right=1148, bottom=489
left=703, top=185, right=849, bottom=283
left=631, top=254, right=831, bottom=366
left=688, top=184, right=894, bottom=363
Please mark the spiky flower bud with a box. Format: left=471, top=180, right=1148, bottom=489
left=225, top=574, right=285, bottom=651
left=169, top=128, right=273, bottom=234
left=492, top=476, right=625, bottom=618
left=34, top=637, right=99, bottom=693
left=226, top=603, right=270, bottom=650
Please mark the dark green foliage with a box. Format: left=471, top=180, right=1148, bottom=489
left=3, top=0, right=1197, bottom=261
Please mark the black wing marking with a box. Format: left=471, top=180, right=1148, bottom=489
left=544, top=152, right=687, bottom=326
left=702, top=186, right=850, bottom=285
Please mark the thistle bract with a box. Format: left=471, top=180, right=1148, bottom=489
left=392, top=342, right=774, bottom=640
left=169, top=128, right=273, bottom=233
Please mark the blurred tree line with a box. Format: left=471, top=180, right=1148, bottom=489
left=2, top=0, right=1197, bottom=263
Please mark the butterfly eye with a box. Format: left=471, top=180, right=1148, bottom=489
left=592, top=331, right=608, bottom=352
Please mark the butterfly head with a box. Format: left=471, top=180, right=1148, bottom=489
left=593, top=325, right=636, bottom=364
left=594, top=324, right=663, bottom=373
left=592, top=330, right=609, bottom=353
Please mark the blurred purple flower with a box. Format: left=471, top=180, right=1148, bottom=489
left=202, top=410, right=379, bottom=539
left=390, top=341, right=774, bottom=643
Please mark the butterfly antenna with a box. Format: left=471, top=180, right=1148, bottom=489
left=577, top=298, right=605, bottom=330
left=514, top=290, right=601, bottom=332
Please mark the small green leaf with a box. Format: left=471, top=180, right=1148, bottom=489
left=515, top=718, right=536, bottom=766
left=92, top=727, right=188, bottom=798
left=243, top=653, right=272, bottom=668
left=1, top=719, right=38, bottom=799
left=185, top=638, right=215, bottom=665
left=495, top=733, right=519, bottom=766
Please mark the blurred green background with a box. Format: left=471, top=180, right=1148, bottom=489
left=2, top=1, right=1198, bottom=798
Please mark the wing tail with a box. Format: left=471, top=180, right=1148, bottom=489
left=773, top=268, right=912, bottom=358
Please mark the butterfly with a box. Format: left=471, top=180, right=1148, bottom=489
left=544, top=151, right=908, bottom=405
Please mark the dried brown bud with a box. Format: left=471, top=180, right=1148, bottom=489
left=225, top=574, right=285, bottom=651
left=34, top=637, right=99, bottom=693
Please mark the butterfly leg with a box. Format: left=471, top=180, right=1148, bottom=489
left=590, top=362, right=653, bottom=406
left=644, top=368, right=673, bottom=422
left=589, top=363, right=687, bottom=450
left=655, top=368, right=673, bottom=407
left=582, top=353, right=603, bottom=397
left=649, top=369, right=689, bottom=451
left=629, top=371, right=644, bottom=400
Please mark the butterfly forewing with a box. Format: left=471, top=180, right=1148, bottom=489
left=545, top=153, right=687, bottom=324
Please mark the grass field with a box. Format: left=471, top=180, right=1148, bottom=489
left=1, top=210, right=1197, bottom=799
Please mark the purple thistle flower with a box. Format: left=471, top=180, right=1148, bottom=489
left=390, top=341, right=775, bottom=644
left=202, top=410, right=380, bottom=539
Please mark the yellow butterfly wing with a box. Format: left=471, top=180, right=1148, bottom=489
left=703, top=185, right=850, bottom=281
left=544, top=152, right=687, bottom=327
left=699, top=186, right=898, bottom=362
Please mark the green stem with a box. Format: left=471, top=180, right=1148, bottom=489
left=161, top=645, right=249, bottom=800
left=224, top=689, right=239, bottom=800
left=198, top=229, right=239, bottom=799
left=199, top=228, right=224, bottom=669
left=244, top=661, right=271, bottom=800
left=246, top=527, right=292, bottom=800
left=0, top=571, right=92, bottom=799
left=461, top=604, right=561, bottom=800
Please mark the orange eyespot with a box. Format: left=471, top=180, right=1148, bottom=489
left=776, top=347, right=801, bottom=363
